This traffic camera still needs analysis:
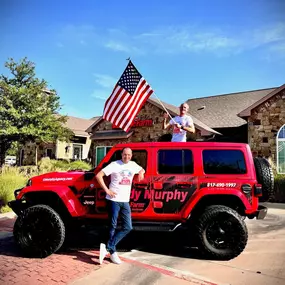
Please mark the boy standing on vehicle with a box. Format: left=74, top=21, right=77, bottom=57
left=162, top=102, right=195, bottom=142
left=96, top=147, right=145, bottom=264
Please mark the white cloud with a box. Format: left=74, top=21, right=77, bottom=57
left=133, top=23, right=285, bottom=57
left=91, top=89, right=110, bottom=100
left=252, top=23, right=285, bottom=46
left=270, top=43, right=285, bottom=52
left=57, top=22, right=285, bottom=59
left=58, top=24, right=97, bottom=46
left=105, top=41, right=130, bottom=52
left=93, top=74, right=117, bottom=88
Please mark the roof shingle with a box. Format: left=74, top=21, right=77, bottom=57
left=186, top=87, right=276, bottom=128
left=147, top=97, right=221, bottom=135
left=65, top=116, right=100, bottom=136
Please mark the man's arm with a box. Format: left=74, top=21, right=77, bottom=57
left=181, top=117, right=195, bottom=134
left=182, top=123, right=195, bottom=134
left=162, top=113, right=172, bottom=130
left=138, top=168, right=145, bottom=182
left=95, top=170, right=116, bottom=198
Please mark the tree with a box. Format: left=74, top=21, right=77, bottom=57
left=0, top=57, right=74, bottom=165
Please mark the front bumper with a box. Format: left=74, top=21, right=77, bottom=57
left=255, top=205, right=268, bottom=219
left=8, top=199, right=29, bottom=216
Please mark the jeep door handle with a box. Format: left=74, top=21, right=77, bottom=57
left=176, top=184, right=191, bottom=189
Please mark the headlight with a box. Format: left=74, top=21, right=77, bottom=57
left=27, top=179, right=32, bottom=186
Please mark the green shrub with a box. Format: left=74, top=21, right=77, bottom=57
left=0, top=166, right=28, bottom=211
left=0, top=205, right=12, bottom=213
left=0, top=159, right=92, bottom=212
left=52, top=159, right=70, bottom=171
left=68, top=160, right=92, bottom=171
left=273, top=174, right=285, bottom=203
left=38, top=157, right=54, bottom=173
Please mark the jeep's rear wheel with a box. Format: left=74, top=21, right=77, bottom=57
left=195, top=205, right=248, bottom=260
left=13, top=204, right=65, bottom=258
left=254, top=157, right=274, bottom=202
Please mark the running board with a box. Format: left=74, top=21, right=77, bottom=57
left=132, top=222, right=182, bottom=232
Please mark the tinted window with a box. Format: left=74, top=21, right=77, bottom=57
left=106, top=149, right=148, bottom=170
left=158, top=150, right=193, bottom=174
left=203, top=150, right=246, bottom=174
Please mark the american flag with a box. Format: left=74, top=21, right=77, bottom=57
left=102, top=60, right=153, bottom=132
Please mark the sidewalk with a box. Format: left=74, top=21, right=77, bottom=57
left=70, top=256, right=218, bottom=285
left=0, top=213, right=103, bottom=285
left=261, top=202, right=285, bottom=210
left=0, top=211, right=16, bottom=219
left=0, top=203, right=284, bottom=285
left=0, top=211, right=16, bottom=239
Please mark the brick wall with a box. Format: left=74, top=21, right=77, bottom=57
left=248, top=89, right=285, bottom=161
left=91, top=102, right=201, bottom=165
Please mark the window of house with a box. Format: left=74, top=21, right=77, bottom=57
left=277, top=125, right=285, bottom=173
left=263, top=137, right=268, bottom=143
left=96, top=146, right=112, bottom=166
left=203, top=150, right=246, bottom=174
left=73, top=144, right=83, bottom=160
left=46, top=148, right=53, bottom=159
left=158, top=149, right=193, bottom=174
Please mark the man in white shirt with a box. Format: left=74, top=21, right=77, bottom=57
left=96, top=147, right=145, bottom=265
left=162, top=102, right=195, bottom=142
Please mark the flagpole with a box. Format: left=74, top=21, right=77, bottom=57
left=152, top=93, right=176, bottom=124
left=125, top=58, right=176, bottom=124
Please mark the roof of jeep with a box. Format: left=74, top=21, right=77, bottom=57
left=112, top=142, right=249, bottom=148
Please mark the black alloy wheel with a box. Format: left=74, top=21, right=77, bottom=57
left=13, top=204, right=65, bottom=258
left=195, top=205, right=248, bottom=260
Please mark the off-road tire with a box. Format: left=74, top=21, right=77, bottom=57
left=195, top=205, right=248, bottom=260
left=254, top=157, right=274, bottom=202
left=13, top=204, right=65, bottom=258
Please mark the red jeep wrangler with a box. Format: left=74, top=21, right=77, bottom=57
left=8, top=142, right=273, bottom=260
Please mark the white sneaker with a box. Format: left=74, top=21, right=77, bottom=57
left=110, top=252, right=122, bottom=264
left=99, top=243, right=108, bottom=265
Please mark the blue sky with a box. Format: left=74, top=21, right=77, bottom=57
left=1, top=0, right=285, bottom=119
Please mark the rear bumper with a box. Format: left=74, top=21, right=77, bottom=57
left=255, top=205, right=268, bottom=219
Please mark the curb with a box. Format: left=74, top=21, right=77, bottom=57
left=0, top=212, right=16, bottom=219
left=261, top=202, right=285, bottom=210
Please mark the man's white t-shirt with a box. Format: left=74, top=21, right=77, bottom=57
left=170, top=115, right=193, bottom=142
left=102, top=160, right=143, bottom=202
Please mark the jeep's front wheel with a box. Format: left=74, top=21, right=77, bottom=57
left=13, top=204, right=65, bottom=258
left=195, top=205, right=248, bottom=260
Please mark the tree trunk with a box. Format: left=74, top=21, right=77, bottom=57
left=35, top=144, right=38, bottom=166
left=0, top=141, right=8, bottom=167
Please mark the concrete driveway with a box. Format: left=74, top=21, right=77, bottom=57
left=73, top=206, right=285, bottom=285
left=1, top=205, right=285, bottom=285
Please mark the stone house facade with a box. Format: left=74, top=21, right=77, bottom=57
left=20, top=116, right=98, bottom=165
left=238, top=84, right=285, bottom=172
left=86, top=98, right=220, bottom=167
left=19, top=83, right=285, bottom=173
left=187, top=83, right=285, bottom=173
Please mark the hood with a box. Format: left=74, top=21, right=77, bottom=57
left=29, top=170, right=87, bottom=186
